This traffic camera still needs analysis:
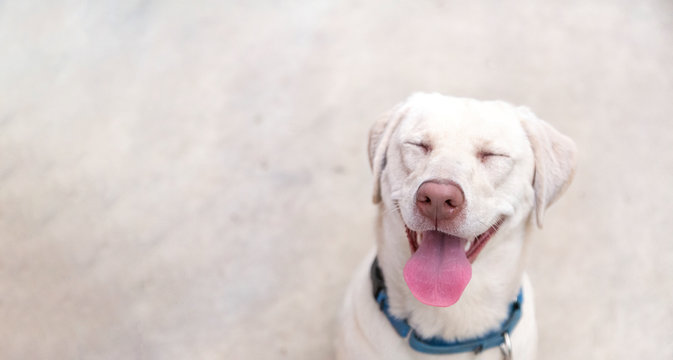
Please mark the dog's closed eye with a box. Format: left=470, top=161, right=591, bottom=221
left=405, top=141, right=431, bottom=153
left=478, top=151, right=510, bottom=162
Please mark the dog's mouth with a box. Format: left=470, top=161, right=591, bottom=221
left=405, top=217, right=505, bottom=263
left=402, top=218, right=505, bottom=307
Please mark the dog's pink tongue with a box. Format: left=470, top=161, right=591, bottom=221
left=403, top=231, right=472, bottom=307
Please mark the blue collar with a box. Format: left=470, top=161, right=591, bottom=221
left=370, top=258, right=523, bottom=355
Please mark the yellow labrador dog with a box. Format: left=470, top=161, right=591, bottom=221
left=336, top=93, right=576, bottom=360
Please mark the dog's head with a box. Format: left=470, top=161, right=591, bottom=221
left=369, top=93, right=576, bottom=307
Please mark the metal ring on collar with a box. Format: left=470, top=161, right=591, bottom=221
left=499, top=331, right=512, bottom=360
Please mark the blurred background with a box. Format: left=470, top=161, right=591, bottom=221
left=1, top=0, right=672, bottom=359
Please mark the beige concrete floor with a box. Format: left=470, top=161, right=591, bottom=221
left=1, top=0, right=672, bottom=359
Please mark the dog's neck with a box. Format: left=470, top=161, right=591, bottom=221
left=376, top=210, right=529, bottom=341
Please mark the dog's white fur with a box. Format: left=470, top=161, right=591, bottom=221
left=336, top=93, right=576, bottom=360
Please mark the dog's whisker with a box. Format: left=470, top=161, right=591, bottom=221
left=475, top=219, right=488, bottom=227
left=382, top=204, right=401, bottom=217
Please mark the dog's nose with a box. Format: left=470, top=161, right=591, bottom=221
left=416, top=181, right=465, bottom=221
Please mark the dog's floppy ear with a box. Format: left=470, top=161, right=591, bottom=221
left=368, top=103, right=408, bottom=204
left=519, top=107, right=577, bottom=228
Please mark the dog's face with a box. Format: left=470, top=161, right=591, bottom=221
left=385, top=97, right=535, bottom=243
left=369, top=93, right=576, bottom=307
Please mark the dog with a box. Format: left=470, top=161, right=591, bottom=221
left=336, top=93, right=576, bottom=360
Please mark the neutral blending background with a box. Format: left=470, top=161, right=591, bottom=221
left=1, top=0, right=672, bottom=359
